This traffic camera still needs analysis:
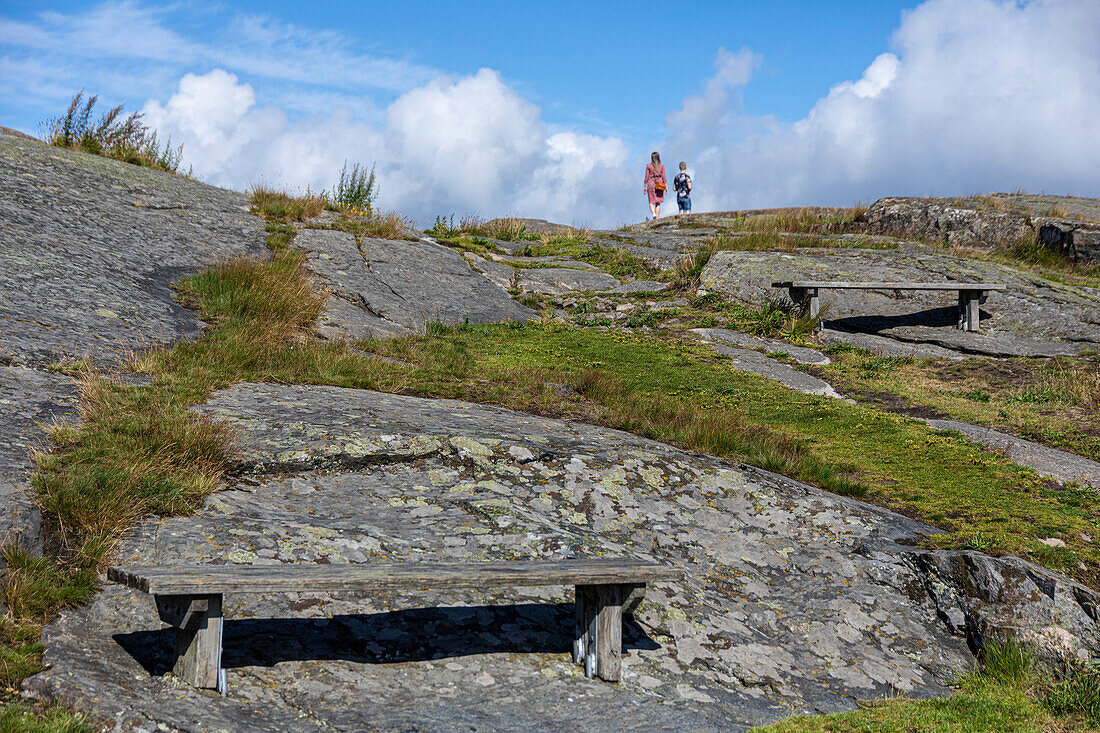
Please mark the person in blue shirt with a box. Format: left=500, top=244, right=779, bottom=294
left=674, top=162, right=692, bottom=216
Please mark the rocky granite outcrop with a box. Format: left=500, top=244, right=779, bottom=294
left=1038, top=219, right=1100, bottom=265
left=301, top=229, right=534, bottom=340
left=0, top=129, right=266, bottom=581
left=0, top=367, right=78, bottom=587
left=866, top=195, right=1100, bottom=264
left=24, top=385, right=1099, bottom=731
left=0, top=130, right=266, bottom=368
left=865, top=197, right=1033, bottom=248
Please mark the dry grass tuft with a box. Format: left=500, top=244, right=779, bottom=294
left=335, top=210, right=415, bottom=240
left=250, top=184, right=326, bottom=222
left=44, top=90, right=184, bottom=173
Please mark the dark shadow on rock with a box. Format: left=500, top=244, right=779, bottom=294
left=114, top=602, right=660, bottom=676
left=825, top=305, right=979, bottom=333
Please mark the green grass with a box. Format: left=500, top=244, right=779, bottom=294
left=816, top=353, right=1100, bottom=462
left=45, top=90, right=184, bottom=174
left=754, top=639, right=1100, bottom=732
left=0, top=702, right=94, bottom=733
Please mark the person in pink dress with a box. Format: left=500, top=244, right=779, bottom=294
left=643, top=151, right=667, bottom=219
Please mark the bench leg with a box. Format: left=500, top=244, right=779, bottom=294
left=958, top=290, right=981, bottom=332
left=788, top=287, right=821, bottom=325
left=574, top=583, right=640, bottom=682
left=155, top=593, right=224, bottom=691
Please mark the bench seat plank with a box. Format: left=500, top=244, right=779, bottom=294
left=772, top=281, right=1006, bottom=291
left=109, top=559, right=683, bottom=596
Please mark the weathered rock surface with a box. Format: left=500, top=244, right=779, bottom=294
left=817, top=328, right=967, bottom=359
left=0, top=367, right=78, bottom=559
left=1038, top=219, right=1100, bottom=265
left=865, top=197, right=1033, bottom=249
left=701, top=249, right=1100, bottom=356
left=0, top=132, right=266, bottom=368
left=0, top=132, right=266, bottom=590
left=692, top=328, right=830, bottom=365
left=866, top=194, right=1100, bottom=264
left=301, top=229, right=534, bottom=339
left=696, top=342, right=842, bottom=399
left=603, top=281, right=669, bottom=294
left=516, top=267, right=621, bottom=295
left=26, top=385, right=1098, bottom=731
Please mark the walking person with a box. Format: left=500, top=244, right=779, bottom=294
left=674, top=161, right=692, bottom=217
left=644, top=152, right=666, bottom=219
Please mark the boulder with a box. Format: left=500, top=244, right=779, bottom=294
left=1038, top=219, right=1100, bottom=265
left=865, top=197, right=1032, bottom=249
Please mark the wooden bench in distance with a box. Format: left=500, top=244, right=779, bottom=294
left=771, top=281, right=1008, bottom=332
left=108, top=558, right=683, bottom=691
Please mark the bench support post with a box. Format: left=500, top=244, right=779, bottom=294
left=156, top=593, right=224, bottom=692
left=574, top=583, right=642, bottom=682
left=788, top=287, right=821, bottom=324
left=958, top=289, right=982, bottom=332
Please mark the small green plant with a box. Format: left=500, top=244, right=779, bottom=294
left=429, top=213, right=460, bottom=239
left=1043, top=660, right=1100, bottom=724
left=674, top=246, right=715, bottom=292
left=963, top=388, right=992, bottom=402
left=330, top=160, right=377, bottom=215
left=44, top=91, right=184, bottom=173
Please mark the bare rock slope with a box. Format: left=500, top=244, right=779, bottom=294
left=26, top=385, right=1099, bottom=731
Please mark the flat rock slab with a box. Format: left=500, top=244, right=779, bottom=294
left=702, top=250, right=1100, bottom=356
left=27, top=385, right=1099, bottom=731
left=699, top=343, right=843, bottom=399
left=924, top=419, right=1100, bottom=489
left=0, top=366, right=78, bottom=555
left=818, top=328, right=967, bottom=359
left=463, top=252, right=517, bottom=291
left=692, top=328, right=830, bottom=365
left=603, top=281, right=670, bottom=294
left=516, top=268, right=621, bottom=295
left=300, top=229, right=534, bottom=338
left=0, top=133, right=266, bottom=368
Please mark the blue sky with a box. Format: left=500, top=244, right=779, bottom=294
left=2, top=1, right=1098, bottom=225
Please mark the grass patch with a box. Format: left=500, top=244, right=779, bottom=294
left=249, top=185, right=325, bottom=222
left=319, top=211, right=417, bottom=241
left=713, top=207, right=864, bottom=235
left=947, top=234, right=1100, bottom=289
left=429, top=214, right=590, bottom=246
left=0, top=702, right=94, bottom=733
left=754, top=639, right=1100, bottom=732
left=44, top=91, right=184, bottom=173
left=816, top=353, right=1100, bottom=462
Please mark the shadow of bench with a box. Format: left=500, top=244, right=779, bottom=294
left=109, top=558, right=682, bottom=692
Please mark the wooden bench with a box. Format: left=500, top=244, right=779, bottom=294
left=108, top=558, right=682, bottom=692
left=771, top=281, right=1008, bottom=332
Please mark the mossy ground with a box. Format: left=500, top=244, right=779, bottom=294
left=812, top=350, right=1100, bottom=462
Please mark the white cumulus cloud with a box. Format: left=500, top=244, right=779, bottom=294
left=114, top=0, right=1100, bottom=227
left=669, top=0, right=1100, bottom=212
left=142, top=67, right=634, bottom=225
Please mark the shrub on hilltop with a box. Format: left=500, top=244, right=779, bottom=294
left=44, top=90, right=185, bottom=174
